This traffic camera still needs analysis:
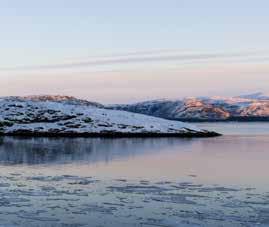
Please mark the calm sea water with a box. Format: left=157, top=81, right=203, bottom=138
left=0, top=122, right=269, bottom=226
left=196, top=122, right=269, bottom=135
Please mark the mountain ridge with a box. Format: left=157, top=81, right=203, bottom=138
left=108, top=93, right=269, bottom=122
left=3, top=93, right=269, bottom=123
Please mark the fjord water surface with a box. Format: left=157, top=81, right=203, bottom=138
left=0, top=122, right=269, bottom=226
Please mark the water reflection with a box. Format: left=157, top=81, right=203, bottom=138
left=0, top=135, right=269, bottom=187
left=0, top=136, right=193, bottom=165
left=1, top=126, right=269, bottom=226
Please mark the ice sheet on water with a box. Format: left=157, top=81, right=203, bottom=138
left=0, top=172, right=268, bottom=226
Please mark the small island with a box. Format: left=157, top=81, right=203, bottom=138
left=0, top=96, right=220, bottom=138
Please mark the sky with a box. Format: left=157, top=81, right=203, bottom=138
left=1, top=0, right=269, bottom=103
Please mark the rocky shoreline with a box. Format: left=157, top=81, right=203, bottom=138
left=1, top=130, right=221, bottom=138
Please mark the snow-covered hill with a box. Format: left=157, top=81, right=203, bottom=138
left=0, top=96, right=218, bottom=137
left=236, top=92, right=269, bottom=100
left=12, top=95, right=104, bottom=108
left=109, top=93, right=269, bottom=122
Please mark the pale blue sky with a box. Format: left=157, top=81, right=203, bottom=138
left=1, top=0, right=269, bottom=103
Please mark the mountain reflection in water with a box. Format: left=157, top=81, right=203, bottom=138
left=0, top=137, right=193, bottom=165
left=1, top=133, right=269, bottom=188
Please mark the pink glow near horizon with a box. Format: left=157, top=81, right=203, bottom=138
left=2, top=61, right=269, bottom=104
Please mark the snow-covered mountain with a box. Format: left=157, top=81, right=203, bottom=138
left=0, top=96, right=217, bottom=137
left=109, top=93, right=269, bottom=122
left=236, top=92, right=269, bottom=100
left=12, top=95, right=104, bottom=108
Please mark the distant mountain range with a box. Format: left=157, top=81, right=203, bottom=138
left=109, top=93, right=269, bottom=122
left=4, top=93, right=269, bottom=123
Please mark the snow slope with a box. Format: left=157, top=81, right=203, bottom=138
left=109, top=93, right=269, bottom=121
left=12, top=95, right=104, bottom=108
left=236, top=92, right=269, bottom=100
left=0, top=96, right=217, bottom=137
